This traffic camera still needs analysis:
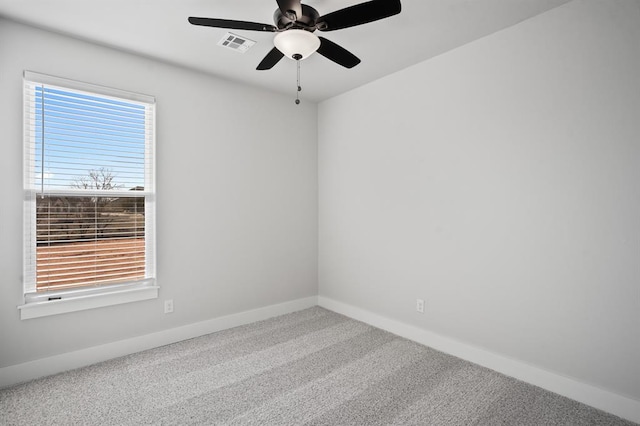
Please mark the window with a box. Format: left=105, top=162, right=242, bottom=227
left=20, top=71, right=157, bottom=319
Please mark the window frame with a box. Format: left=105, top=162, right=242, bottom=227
left=20, top=71, right=158, bottom=320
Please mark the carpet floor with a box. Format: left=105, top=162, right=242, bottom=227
left=0, top=307, right=635, bottom=425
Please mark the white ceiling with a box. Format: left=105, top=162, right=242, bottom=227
left=0, top=0, right=571, bottom=102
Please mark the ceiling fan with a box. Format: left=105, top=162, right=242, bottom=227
left=188, top=0, right=402, bottom=70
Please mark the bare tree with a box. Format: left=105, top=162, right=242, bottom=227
left=71, top=167, right=123, bottom=191
left=70, top=168, right=123, bottom=238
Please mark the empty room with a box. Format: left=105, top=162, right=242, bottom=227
left=0, top=0, right=638, bottom=424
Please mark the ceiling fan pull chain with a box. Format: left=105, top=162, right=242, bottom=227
left=295, top=59, right=302, bottom=105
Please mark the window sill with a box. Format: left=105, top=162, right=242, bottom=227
left=18, top=281, right=159, bottom=320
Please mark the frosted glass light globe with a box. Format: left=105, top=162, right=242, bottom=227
left=274, top=30, right=321, bottom=60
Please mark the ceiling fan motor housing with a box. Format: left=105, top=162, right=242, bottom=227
left=273, top=4, right=319, bottom=30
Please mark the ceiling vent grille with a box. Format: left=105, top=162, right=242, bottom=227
left=217, top=32, right=256, bottom=53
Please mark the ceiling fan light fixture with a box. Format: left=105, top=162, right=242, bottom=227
left=274, top=29, right=320, bottom=60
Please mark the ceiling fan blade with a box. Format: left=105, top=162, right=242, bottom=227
left=276, top=0, right=303, bottom=21
left=316, top=37, right=361, bottom=69
left=188, top=17, right=277, bottom=32
left=257, top=47, right=285, bottom=70
left=316, top=0, right=401, bottom=32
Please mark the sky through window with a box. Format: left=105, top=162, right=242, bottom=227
left=33, top=85, right=147, bottom=192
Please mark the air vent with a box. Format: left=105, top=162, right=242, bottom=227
left=217, top=32, right=256, bottom=53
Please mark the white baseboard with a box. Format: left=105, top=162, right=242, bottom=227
left=318, top=296, right=640, bottom=424
left=0, top=296, right=318, bottom=389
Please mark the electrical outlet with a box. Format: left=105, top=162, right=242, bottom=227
left=416, top=299, right=425, bottom=313
left=164, top=299, right=174, bottom=314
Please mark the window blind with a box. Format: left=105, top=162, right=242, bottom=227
left=23, top=71, right=155, bottom=295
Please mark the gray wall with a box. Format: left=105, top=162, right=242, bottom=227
left=318, top=0, right=640, bottom=401
left=0, top=19, right=318, bottom=367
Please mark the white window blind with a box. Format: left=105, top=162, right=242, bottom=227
left=23, top=71, right=156, bottom=298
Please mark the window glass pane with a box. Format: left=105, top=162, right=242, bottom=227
left=32, top=86, right=147, bottom=192
left=36, top=195, right=145, bottom=291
